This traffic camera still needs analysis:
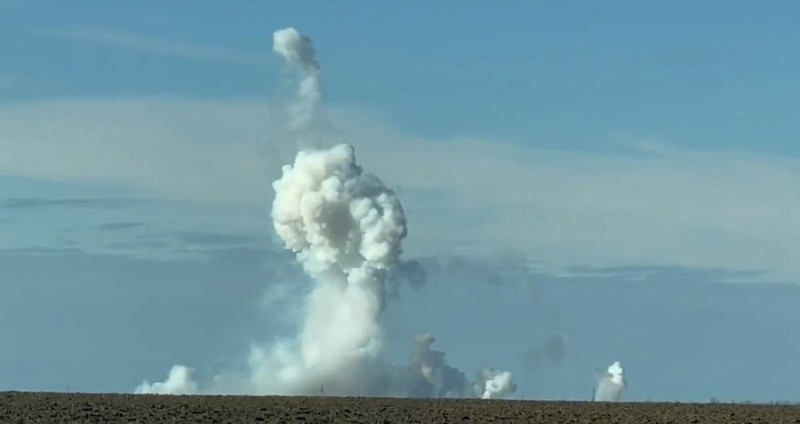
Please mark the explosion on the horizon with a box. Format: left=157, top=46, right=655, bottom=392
left=134, top=26, right=516, bottom=399
left=135, top=365, right=197, bottom=395
left=592, top=361, right=626, bottom=402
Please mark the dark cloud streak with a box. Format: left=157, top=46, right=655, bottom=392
left=97, top=222, right=144, bottom=231
left=0, top=198, right=155, bottom=210
left=176, top=232, right=257, bottom=246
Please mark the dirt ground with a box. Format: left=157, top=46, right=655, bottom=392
left=3, top=392, right=800, bottom=423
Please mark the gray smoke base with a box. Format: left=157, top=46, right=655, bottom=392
left=386, top=252, right=536, bottom=299
left=135, top=26, right=516, bottom=400
left=406, top=333, right=516, bottom=399
left=387, top=251, right=629, bottom=401
left=407, top=333, right=473, bottom=397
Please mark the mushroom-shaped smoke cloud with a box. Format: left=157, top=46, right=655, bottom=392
left=134, top=26, right=517, bottom=400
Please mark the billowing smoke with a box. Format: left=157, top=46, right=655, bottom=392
left=475, top=368, right=517, bottom=399
left=408, top=333, right=474, bottom=397
left=135, top=365, right=198, bottom=395
left=408, top=334, right=516, bottom=399
left=592, top=361, right=626, bottom=401
left=245, top=141, right=407, bottom=395
left=135, top=26, right=516, bottom=399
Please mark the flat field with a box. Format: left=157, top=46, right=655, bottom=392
left=2, top=392, right=799, bottom=423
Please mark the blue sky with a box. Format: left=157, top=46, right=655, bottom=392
left=3, top=0, right=800, bottom=402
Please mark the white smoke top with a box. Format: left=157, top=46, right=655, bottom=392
left=273, top=27, right=323, bottom=131
left=135, top=25, right=517, bottom=399
left=593, top=361, right=626, bottom=402
left=135, top=365, right=198, bottom=395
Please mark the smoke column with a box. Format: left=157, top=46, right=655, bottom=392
left=135, top=26, right=516, bottom=399
left=592, top=361, right=626, bottom=401
left=247, top=141, right=408, bottom=395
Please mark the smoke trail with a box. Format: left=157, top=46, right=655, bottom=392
left=592, top=361, right=626, bottom=401
left=135, top=26, right=516, bottom=400
left=273, top=27, right=323, bottom=132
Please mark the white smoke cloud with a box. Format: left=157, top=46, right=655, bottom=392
left=135, top=365, right=198, bottom=395
left=135, top=26, right=516, bottom=399
left=476, top=368, right=517, bottom=399
left=407, top=334, right=517, bottom=399
left=593, top=361, right=626, bottom=401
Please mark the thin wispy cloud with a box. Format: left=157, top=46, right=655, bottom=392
left=0, top=98, right=273, bottom=204
left=607, top=133, right=676, bottom=155
left=0, top=73, right=13, bottom=89
left=97, top=222, right=144, bottom=231
left=176, top=232, right=256, bottom=246
left=108, top=240, right=168, bottom=251
left=2, top=97, right=800, bottom=281
left=0, top=198, right=153, bottom=210
left=1, top=246, right=83, bottom=256
left=0, top=0, right=28, bottom=8
left=28, top=26, right=269, bottom=66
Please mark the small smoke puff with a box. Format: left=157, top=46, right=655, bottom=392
left=475, top=368, right=517, bottom=399
left=273, top=27, right=319, bottom=72
left=593, top=361, right=626, bottom=402
left=135, top=365, right=198, bottom=395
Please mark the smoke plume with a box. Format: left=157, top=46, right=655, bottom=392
left=592, top=361, right=626, bottom=401
left=246, top=141, right=407, bottom=395
left=135, top=26, right=516, bottom=399
left=272, top=27, right=323, bottom=132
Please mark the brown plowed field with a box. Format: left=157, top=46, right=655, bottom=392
left=2, top=392, right=800, bottom=423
